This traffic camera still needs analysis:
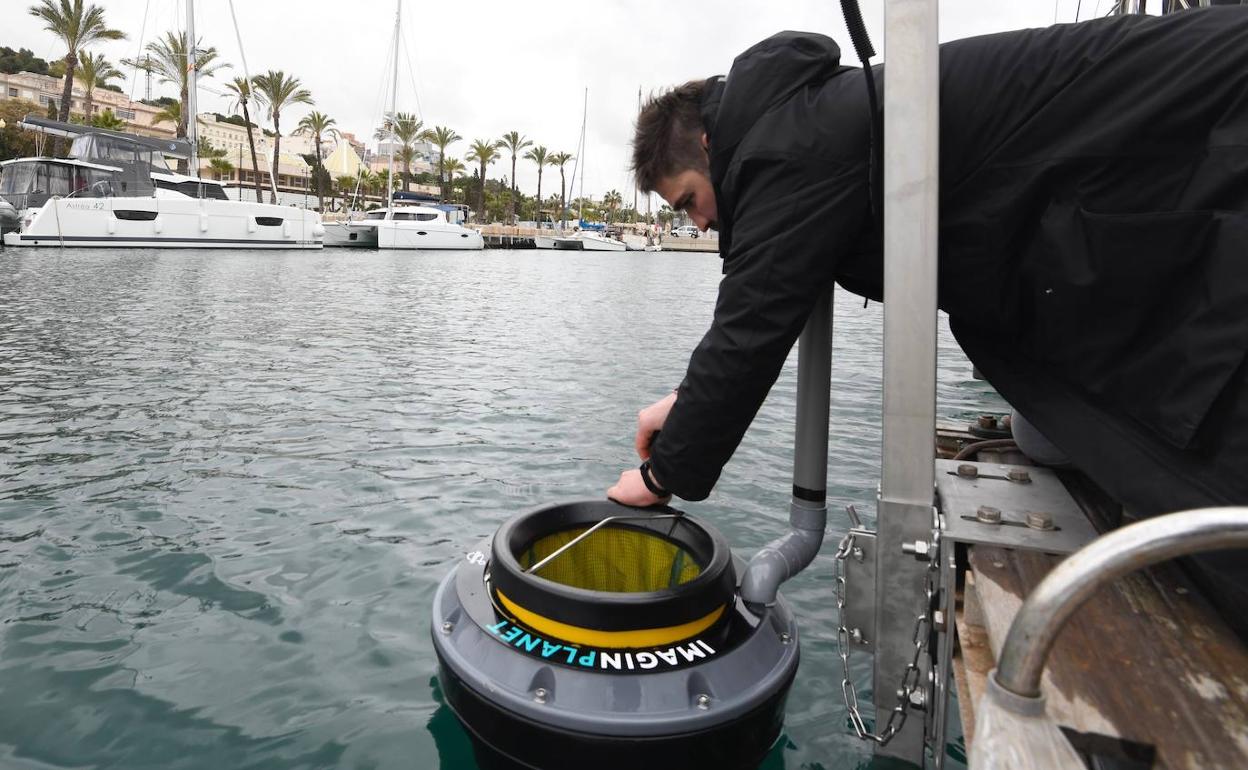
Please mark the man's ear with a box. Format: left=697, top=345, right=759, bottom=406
left=700, top=132, right=709, bottom=152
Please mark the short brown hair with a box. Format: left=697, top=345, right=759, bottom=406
left=632, top=79, right=709, bottom=192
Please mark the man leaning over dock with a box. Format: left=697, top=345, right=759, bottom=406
left=607, top=9, right=1248, bottom=630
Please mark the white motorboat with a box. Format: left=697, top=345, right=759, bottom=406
left=578, top=231, right=627, bottom=251
left=325, top=204, right=483, bottom=250
left=1, top=121, right=322, bottom=249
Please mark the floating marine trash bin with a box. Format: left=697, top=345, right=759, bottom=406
left=431, top=500, right=801, bottom=770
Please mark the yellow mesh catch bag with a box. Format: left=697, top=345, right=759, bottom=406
left=521, top=526, right=702, bottom=592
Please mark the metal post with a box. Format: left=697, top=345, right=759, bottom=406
left=875, top=0, right=940, bottom=763
left=186, top=0, right=199, bottom=176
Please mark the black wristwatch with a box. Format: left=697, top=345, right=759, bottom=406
left=638, top=459, right=670, bottom=497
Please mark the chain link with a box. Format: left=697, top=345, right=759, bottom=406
left=835, top=531, right=936, bottom=746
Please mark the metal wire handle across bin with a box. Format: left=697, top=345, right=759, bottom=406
left=523, top=513, right=684, bottom=575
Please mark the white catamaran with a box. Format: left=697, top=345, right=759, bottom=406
left=0, top=0, right=323, bottom=250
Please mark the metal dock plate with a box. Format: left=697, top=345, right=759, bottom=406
left=935, top=459, right=1099, bottom=554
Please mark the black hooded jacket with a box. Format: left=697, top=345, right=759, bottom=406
left=648, top=9, right=1248, bottom=518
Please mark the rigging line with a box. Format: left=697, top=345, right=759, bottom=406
left=1076, top=0, right=1083, bottom=20
left=1054, top=0, right=1061, bottom=23
left=126, top=0, right=152, bottom=104
left=397, top=26, right=425, bottom=123
left=227, top=0, right=276, bottom=202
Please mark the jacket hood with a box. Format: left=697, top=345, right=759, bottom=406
left=703, top=32, right=843, bottom=162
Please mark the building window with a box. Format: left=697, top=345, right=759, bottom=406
left=116, top=109, right=135, bottom=120
left=6, top=87, right=16, bottom=98
left=39, top=94, right=55, bottom=105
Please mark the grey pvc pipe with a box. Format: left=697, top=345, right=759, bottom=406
left=995, top=507, right=1248, bottom=698
left=739, top=290, right=832, bottom=608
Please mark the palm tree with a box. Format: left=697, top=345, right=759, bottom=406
left=152, top=99, right=181, bottom=130
left=75, top=50, right=120, bottom=122
left=499, top=131, right=532, bottom=223
left=252, top=70, right=313, bottom=204
left=89, top=108, right=125, bottom=130
left=549, top=151, right=574, bottom=228
left=443, top=157, right=466, bottom=202
left=523, top=145, right=550, bottom=225
left=465, top=138, right=502, bottom=223
left=224, top=76, right=264, bottom=203
left=28, top=0, right=124, bottom=153
left=603, top=189, right=623, bottom=224
left=207, top=156, right=234, bottom=181
left=336, top=174, right=357, bottom=211
left=390, top=112, right=423, bottom=191
left=295, top=111, right=338, bottom=212
left=123, top=30, right=227, bottom=141
left=423, top=125, right=462, bottom=201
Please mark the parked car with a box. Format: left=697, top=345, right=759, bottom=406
left=671, top=225, right=700, bottom=238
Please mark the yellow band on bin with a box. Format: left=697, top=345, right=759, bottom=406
left=496, top=591, right=726, bottom=649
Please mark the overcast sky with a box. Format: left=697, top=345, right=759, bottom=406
left=7, top=1, right=1121, bottom=200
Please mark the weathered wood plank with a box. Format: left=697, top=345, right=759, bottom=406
left=965, top=545, right=1248, bottom=769
left=953, top=571, right=994, bottom=748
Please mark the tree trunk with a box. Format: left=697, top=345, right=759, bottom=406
left=314, top=135, right=324, bottom=212
left=559, top=169, right=566, bottom=229
left=270, top=114, right=281, bottom=204
left=242, top=101, right=263, bottom=203
left=536, top=169, right=543, bottom=227
left=56, top=52, right=77, bottom=155
left=510, top=155, right=517, bottom=223
left=83, top=89, right=94, bottom=126
left=477, top=161, right=486, bottom=222
left=176, top=83, right=190, bottom=174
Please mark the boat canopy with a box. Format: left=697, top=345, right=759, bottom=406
left=17, top=115, right=192, bottom=160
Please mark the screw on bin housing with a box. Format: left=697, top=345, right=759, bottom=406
left=441, top=622, right=454, bottom=634
left=695, top=694, right=712, bottom=710
left=534, top=688, right=549, bottom=704
left=957, top=463, right=979, bottom=479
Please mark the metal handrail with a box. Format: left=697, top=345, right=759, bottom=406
left=995, top=507, right=1248, bottom=698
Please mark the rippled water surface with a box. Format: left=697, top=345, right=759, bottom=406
left=0, top=248, right=1000, bottom=769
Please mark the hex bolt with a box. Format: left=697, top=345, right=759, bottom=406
left=851, top=546, right=865, bottom=562
left=908, top=688, right=927, bottom=710
left=695, top=694, right=712, bottom=710
left=957, top=463, right=979, bottom=479
left=534, top=687, right=549, bottom=704
left=1007, top=468, right=1032, bottom=484
left=1025, top=511, right=1055, bottom=531
left=977, top=414, right=997, bottom=430
left=976, top=505, right=1002, bottom=525
left=902, top=540, right=932, bottom=560
left=850, top=628, right=863, bottom=645
left=440, top=622, right=454, bottom=634
left=779, top=631, right=792, bottom=644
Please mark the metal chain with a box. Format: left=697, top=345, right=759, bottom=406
left=835, top=531, right=936, bottom=746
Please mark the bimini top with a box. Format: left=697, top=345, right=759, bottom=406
left=17, top=115, right=192, bottom=160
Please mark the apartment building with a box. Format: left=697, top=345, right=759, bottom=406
left=0, top=70, right=172, bottom=138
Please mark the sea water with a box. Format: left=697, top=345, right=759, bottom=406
left=0, top=248, right=1001, bottom=769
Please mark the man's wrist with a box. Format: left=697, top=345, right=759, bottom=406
left=638, top=459, right=670, bottom=497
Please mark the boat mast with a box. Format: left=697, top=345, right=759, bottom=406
left=576, top=88, right=586, bottom=225
left=385, top=0, right=400, bottom=220
left=186, top=0, right=199, bottom=182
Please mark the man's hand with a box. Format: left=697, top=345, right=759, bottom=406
left=635, top=391, right=678, bottom=459
left=607, top=468, right=670, bottom=507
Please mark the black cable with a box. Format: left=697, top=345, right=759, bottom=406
left=839, top=0, right=883, bottom=222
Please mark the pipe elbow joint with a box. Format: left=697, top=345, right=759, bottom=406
left=739, top=504, right=827, bottom=609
